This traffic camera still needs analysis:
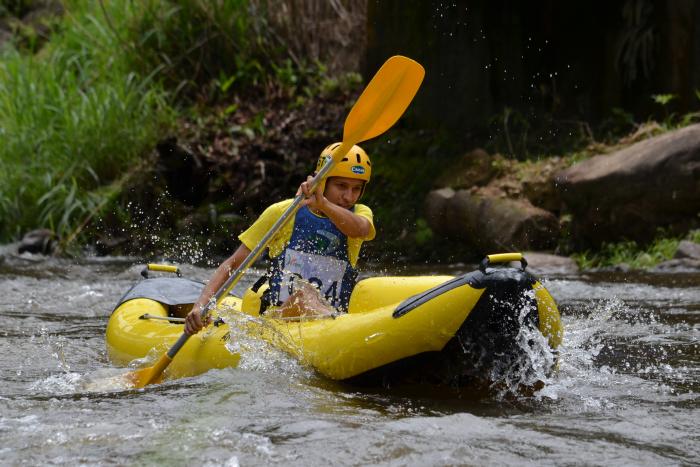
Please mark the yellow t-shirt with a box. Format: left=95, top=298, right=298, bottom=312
left=238, top=199, right=375, bottom=267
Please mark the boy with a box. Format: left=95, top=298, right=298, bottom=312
left=185, top=143, right=375, bottom=334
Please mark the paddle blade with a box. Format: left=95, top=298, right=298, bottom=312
left=124, top=353, right=172, bottom=388
left=343, top=55, right=425, bottom=144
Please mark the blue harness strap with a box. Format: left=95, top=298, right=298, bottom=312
left=267, top=206, right=356, bottom=310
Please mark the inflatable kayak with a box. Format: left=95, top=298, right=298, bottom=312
left=106, top=253, right=563, bottom=385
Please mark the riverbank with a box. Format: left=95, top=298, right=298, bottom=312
left=3, top=1, right=699, bottom=270
left=7, top=78, right=700, bottom=271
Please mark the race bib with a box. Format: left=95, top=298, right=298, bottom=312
left=279, top=249, right=347, bottom=305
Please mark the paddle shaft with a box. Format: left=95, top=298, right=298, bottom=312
left=164, top=142, right=353, bottom=359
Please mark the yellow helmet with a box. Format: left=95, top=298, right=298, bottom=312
left=315, top=143, right=371, bottom=198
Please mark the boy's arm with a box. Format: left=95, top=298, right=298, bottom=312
left=299, top=176, right=372, bottom=239
left=317, top=200, right=371, bottom=238
left=184, top=244, right=251, bottom=335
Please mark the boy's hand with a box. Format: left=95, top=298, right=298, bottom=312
left=184, top=306, right=211, bottom=335
left=299, top=176, right=327, bottom=211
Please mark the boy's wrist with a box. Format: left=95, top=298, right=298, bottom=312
left=317, top=196, right=331, bottom=213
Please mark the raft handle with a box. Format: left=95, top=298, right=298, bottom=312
left=141, top=263, right=182, bottom=279
left=479, top=253, right=527, bottom=273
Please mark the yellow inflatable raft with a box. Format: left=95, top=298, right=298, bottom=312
left=106, top=254, right=563, bottom=385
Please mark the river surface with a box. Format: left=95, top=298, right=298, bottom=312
left=0, top=248, right=698, bottom=466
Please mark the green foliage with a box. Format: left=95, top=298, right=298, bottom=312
left=111, top=0, right=264, bottom=98
left=0, top=0, right=328, bottom=244
left=0, top=1, right=171, bottom=242
left=648, top=92, right=700, bottom=130
left=651, top=93, right=676, bottom=107
left=688, top=229, right=700, bottom=244
left=484, top=92, right=699, bottom=165
left=596, top=107, right=636, bottom=141
left=85, top=0, right=326, bottom=101
left=414, top=218, right=433, bottom=246
left=0, top=0, right=34, bottom=18
left=317, top=71, right=363, bottom=98
left=651, top=93, right=677, bottom=128
left=677, top=111, right=700, bottom=127
left=571, top=232, right=696, bottom=270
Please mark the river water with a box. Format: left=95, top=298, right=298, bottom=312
left=0, top=248, right=698, bottom=466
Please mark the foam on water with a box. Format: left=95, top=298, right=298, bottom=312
left=535, top=291, right=696, bottom=409
left=217, top=306, right=309, bottom=377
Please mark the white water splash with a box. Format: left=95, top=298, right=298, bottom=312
left=217, top=307, right=308, bottom=377
left=534, top=295, right=689, bottom=407
left=28, top=372, right=84, bottom=394
left=485, top=289, right=559, bottom=398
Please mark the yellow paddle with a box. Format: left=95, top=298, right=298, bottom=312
left=124, top=55, right=425, bottom=388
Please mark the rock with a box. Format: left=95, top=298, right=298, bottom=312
left=428, top=190, right=560, bottom=253
left=674, top=240, right=700, bottom=260
left=443, top=190, right=481, bottom=240
left=0, top=243, right=20, bottom=258
left=522, top=179, right=559, bottom=213
left=433, top=148, right=497, bottom=189
left=585, top=263, right=633, bottom=273
left=520, top=157, right=569, bottom=213
left=522, top=251, right=579, bottom=275
left=94, top=235, right=128, bottom=255
left=555, top=124, right=700, bottom=247
left=423, top=187, right=455, bottom=236
left=17, top=229, right=56, bottom=255
left=651, top=258, right=700, bottom=272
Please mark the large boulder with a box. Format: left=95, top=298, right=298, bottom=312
left=522, top=251, right=579, bottom=275
left=651, top=258, right=700, bottom=272
left=423, top=187, right=456, bottom=237
left=555, top=124, right=700, bottom=246
left=425, top=189, right=560, bottom=253
left=675, top=240, right=700, bottom=260
left=520, top=157, right=569, bottom=213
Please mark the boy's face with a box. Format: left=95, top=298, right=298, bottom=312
left=324, top=177, right=364, bottom=209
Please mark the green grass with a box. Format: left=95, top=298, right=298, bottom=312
left=0, top=14, right=170, bottom=241
left=573, top=230, right=700, bottom=270
left=0, top=0, right=309, bottom=243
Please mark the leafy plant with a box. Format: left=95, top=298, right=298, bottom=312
left=651, top=93, right=677, bottom=128
left=651, top=93, right=676, bottom=107
left=0, top=0, right=331, bottom=244
left=0, top=2, right=170, bottom=242
left=572, top=234, right=686, bottom=270
left=688, top=229, right=700, bottom=244
left=414, top=218, right=433, bottom=246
